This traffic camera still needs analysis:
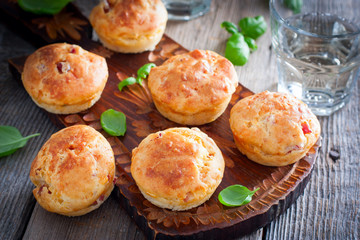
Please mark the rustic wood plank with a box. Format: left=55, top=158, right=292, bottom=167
left=0, top=0, right=283, bottom=239
left=8, top=50, right=318, bottom=239
left=0, top=23, right=57, bottom=240
left=1, top=0, right=358, bottom=239
left=161, top=2, right=275, bottom=239
left=75, top=0, right=360, bottom=239
left=13, top=0, right=313, bottom=237
left=265, top=78, right=360, bottom=240
left=23, top=192, right=146, bottom=240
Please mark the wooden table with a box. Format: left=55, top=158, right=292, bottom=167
left=0, top=0, right=359, bottom=239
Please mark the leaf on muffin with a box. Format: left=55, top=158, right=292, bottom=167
left=100, top=109, right=127, bottom=137
left=0, top=126, right=40, bottom=157
left=221, top=16, right=267, bottom=66
left=218, top=184, right=259, bottom=207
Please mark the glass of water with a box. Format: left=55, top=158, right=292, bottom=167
left=162, top=0, right=212, bottom=21
left=270, top=0, right=360, bottom=116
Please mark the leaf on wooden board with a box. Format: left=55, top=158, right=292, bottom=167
left=114, top=76, right=154, bottom=115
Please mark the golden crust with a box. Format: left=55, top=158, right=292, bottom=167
left=131, top=127, right=224, bottom=211
left=230, top=91, right=321, bottom=166
left=29, top=125, right=115, bottom=216
left=89, top=0, right=167, bottom=53
left=22, top=43, right=108, bottom=114
left=148, top=49, right=238, bottom=125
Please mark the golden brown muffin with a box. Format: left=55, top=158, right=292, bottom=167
left=148, top=49, right=238, bottom=125
left=22, top=43, right=108, bottom=114
left=229, top=91, right=321, bottom=167
left=29, top=125, right=115, bottom=216
left=131, top=127, right=224, bottom=211
left=89, top=0, right=168, bottom=53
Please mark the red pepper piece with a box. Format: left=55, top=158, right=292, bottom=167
left=99, top=194, right=105, bottom=202
left=56, top=62, right=70, bottom=74
left=301, top=122, right=312, bottom=134
left=113, top=176, right=118, bottom=185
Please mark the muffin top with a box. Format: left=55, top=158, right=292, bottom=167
left=22, top=43, right=108, bottom=107
left=148, top=49, right=238, bottom=115
left=230, top=91, right=321, bottom=166
left=89, top=0, right=167, bottom=38
left=30, top=125, right=115, bottom=215
left=131, top=127, right=225, bottom=210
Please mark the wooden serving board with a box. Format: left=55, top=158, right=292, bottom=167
left=2, top=2, right=320, bottom=239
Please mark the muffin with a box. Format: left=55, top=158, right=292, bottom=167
left=148, top=49, right=238, bottom=125
left=29, top=125, right=115, bottom=216
left=229, top=91, right=320, bottom=166
left=131, top=127, right=225, bottom=211
left=22, top=43, right=108, bottom=114
left=89, top=0, right=168, bottom=53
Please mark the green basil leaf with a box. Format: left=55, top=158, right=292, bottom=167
left=244, top=36, right=258, bottom=51
left=118, top=77, right=137, bottom=91
left=18, top=0, right=73, bottom=15
left=118, top=63, right=156, bottom=91
left=100, top=109, right=127, bottom=136
left=137, top=63, right=156, bottom=79
left=284, top=0, right=303, bottom=14
left=221, top=21, right=239, bottom=35
left=239, top=16, right=267, bottom=40
left=218, top=184, right=259, bottom=207
left=225, top=32, right=250, bottom=66
left=0, top=126, right=40, bottom=158
left=136, top=76, right=144, bottom=86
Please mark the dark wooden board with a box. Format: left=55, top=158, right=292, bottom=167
left=2, top=1, right=320, bottom=239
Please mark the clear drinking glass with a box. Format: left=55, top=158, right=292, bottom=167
left=270, top=0, right=360, bottom=116
left=162, top=0, right=212, bottom=21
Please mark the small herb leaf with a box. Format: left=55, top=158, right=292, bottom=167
left=225, top=32, right=250, bottom=66
left=218, top=184, right=259, bottom=207
left=136, top=76, right=143, bottom=86
left=137, top=63, right=156, bottom=79
left=118, top=77, right=137, bottom=91
left=221, top=21, right=239, bottom=35
left=244, top=36, right=258, bottom=51
left=221, top=16, right=266, bottom=66
left=100, top=109, right=127, bottom=136
left=0, top=126, right=40, bottom=158
left=118, top=63, right=156, bottom=91
left=18, top=0, right=73, bottom=15
left=239, top=16, right=267, bottom=40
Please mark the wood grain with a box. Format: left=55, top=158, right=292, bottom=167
left=265, top=80, right=360, bottom=240
left=0, top=0, right=358, bottom=239
left=0, top=24, right=50, bottom=240
left=23, top=193, right=146, bottom=240
left=7, top=34, right=319, bottom=239
left=3, top=0, right=321, bottom=237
